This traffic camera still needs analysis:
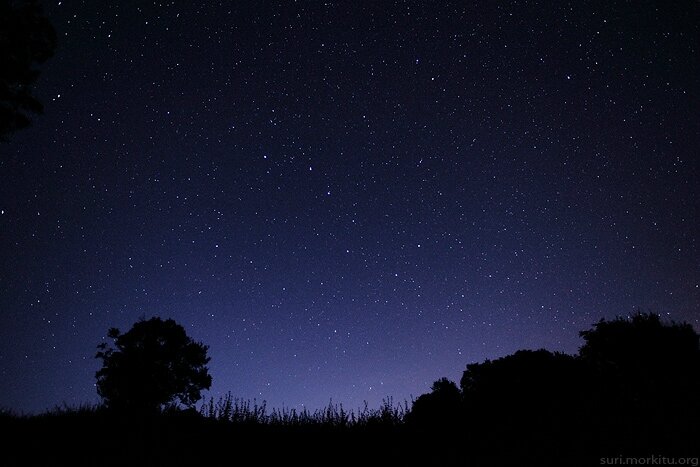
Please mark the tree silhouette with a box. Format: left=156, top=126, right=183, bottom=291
left=407, top=377, right=462, bottom=429
left=95, top=317, right=212, bottom=413
left=459, top=349, right=586, bottom=437
left=579, top=311, right=699, bottom=372
left=579, top=312, right=700, bottom=449
left=0, top=0, right=56, bottom=140
left=579, top=311, right=699, bottom=410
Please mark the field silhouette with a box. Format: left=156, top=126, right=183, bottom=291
left=2, top=312, right=698, bottom=466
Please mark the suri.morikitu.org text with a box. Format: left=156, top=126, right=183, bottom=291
left=601, top=456, right=698, bottom=466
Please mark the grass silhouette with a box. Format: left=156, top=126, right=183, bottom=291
left=1, top=399, right=423, bottom=467
left=2, top=313, right=697, bottom=466
left=200, top=392, right=407, bottom=428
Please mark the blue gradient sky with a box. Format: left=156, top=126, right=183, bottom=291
left=1, top=0, right=698, bottom=413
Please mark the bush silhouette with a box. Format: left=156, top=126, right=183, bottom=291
left=3, top=311, right=698, bottom=466
left=459, top=350, right=586, bottom=440
left=578, top=312, right=700, bottom=449
left=0, top=0, right=56, bottom=140
left=95, top=317, right=212, bottom=413
left=407, top=377, right=462, bottom=430
left=579, top=311, right=699, bottom=378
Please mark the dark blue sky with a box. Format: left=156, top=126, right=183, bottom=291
left=1, top=0, right=698, bottom=413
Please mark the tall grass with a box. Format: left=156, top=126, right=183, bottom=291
left=199, top=392, right=408, bottom=428
left=0, top=402, right=104, bottom=419
left=41, top=402, right=104, bottom=417
left=1, top=395, right=410, bottom=428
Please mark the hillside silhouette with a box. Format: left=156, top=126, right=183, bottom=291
left=1, top=312, right=698, bottom=466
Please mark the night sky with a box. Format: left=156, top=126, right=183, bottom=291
left=1, top=0, right=698, bottom=414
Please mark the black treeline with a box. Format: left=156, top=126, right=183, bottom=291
left=2, top=312, right=698, bottom=466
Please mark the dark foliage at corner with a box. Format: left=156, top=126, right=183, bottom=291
left=0, top=0, right=56, bottom=140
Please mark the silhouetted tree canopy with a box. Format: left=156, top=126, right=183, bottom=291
left=578, top=312, right=700, bottom=445
left=407, top=312, right=699, bottom=461
left=406, top=377, right=461, bottom=429
left=459, top=349, right=580, bottom=396
left=0, top=0, right=56, bottom=140
left=95, top=317, right=212, bottom=413
left=459, top=349, right=588, bottom=440
left=579, top=311, right=699, bottom=372
left=579, top=312, right=700, bottom=402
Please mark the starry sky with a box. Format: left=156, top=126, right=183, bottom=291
left=1, top=0, right=698, bottom=414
